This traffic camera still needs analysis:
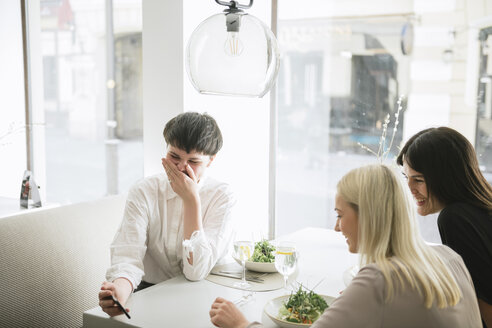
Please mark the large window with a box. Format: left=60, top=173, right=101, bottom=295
left=0, top=0, right=143, bottom=207
left=275, top=0, right=492, bottom=242
left=477, top=26, right=492, bottom=183
left=3, top=1, right=491, bottom=243
left=276, top=11, right=408, bottom=236
left=39, top=0, right=143, bottom=203
left=175, top=1, right=492, bottom=241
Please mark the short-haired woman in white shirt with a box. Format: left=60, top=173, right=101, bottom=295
left=209, top=164, right=482, bottom=328
left=99, top=112, right=236, bottom=317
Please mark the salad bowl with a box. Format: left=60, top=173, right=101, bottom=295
left=233, top=257, right=277, bottom=273
left=264, top=294, right=336, bottom=328
left=233, top=240, right=278, bottom=273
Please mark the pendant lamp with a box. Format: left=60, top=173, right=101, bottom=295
left=186, top=0, right=280, bottom=98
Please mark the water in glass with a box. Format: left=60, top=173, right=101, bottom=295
left=275, top=243, right=297, bottom=291
left=233, top=241, right=253, bottom=289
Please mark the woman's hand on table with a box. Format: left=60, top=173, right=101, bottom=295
left=98, top=278, right=132, bottom=317
left=209, top=297, right=251, bottom=328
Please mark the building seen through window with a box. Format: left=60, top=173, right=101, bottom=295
left=276, top=16, right=408, bottom=236
left=39, top=0, right=143, bottom=203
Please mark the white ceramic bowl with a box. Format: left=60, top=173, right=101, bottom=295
left=233, top=258, right=277, bottom=273
left=264, top=294, right=336, bottom=328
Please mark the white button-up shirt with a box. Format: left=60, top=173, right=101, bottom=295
left=106, top=173, right=235, bottom=289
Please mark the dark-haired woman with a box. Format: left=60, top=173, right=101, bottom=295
left=98, top=112, right=236, bottom=317
left=397, top=126, right=492, bottom=327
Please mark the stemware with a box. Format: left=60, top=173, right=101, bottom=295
left=274, top=241, right=298, bottom=291
left=233, top=240, right=254, bottom=289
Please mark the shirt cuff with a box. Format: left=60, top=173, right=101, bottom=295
left=109, top=274, right=138, bottom=292
left=182, top=230, right=207, bottom=259
left=182, top=230, right=213, bottom=281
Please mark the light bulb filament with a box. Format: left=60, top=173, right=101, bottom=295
left=225, top=32, right=243, bottom=57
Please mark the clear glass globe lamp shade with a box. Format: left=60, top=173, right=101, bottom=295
left=186, top=12, right=280, bottom=98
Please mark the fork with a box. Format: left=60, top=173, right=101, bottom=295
left=209, top=272, right=265, bottom=283
left=220, top=271, right=269, bottom=280
left=233, top=292, right=255, bottom=307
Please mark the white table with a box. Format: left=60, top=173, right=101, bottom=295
left=83, top=227, right=358, bottom=328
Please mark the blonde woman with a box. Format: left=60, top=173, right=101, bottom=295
left=209, top=164, right=482, bottom=328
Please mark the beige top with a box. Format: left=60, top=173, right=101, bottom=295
left=250, top=245, right=482, bottom=328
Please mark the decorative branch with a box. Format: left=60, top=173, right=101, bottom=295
left=381, top=97, right=404, bottom=161
left=358, top=95, right=405, bottom=162
left=357, top=142, right=378, bottom=157
left=0, top=122, right=44, bottom=146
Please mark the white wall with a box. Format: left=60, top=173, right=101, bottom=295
left=183, top=0, right=272, bottom=239
left=0, top=1, right=27, bottom=198
left=142, top=0, right=183, bottom=176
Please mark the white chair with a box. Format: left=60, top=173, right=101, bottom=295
left=0, top=194, right=126, bottom=328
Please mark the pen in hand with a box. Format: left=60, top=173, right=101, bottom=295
left=112, top=294, right=131, bottom=319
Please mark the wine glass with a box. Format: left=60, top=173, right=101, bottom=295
left=233, top=241, right=254, bottom=289
left=274, top=241, right=297, bottom=291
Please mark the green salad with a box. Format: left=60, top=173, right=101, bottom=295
left=250, top=240, right=276, bottom=263
left=278, top=286, right=329, bottom=324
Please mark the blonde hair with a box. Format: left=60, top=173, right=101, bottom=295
left=337, top=164, right=461, bottom=308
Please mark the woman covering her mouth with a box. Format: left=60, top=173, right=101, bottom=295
left=397, top=126, right=492, bottom=328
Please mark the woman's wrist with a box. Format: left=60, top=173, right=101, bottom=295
left=182, top=190, right=200, bottom=205
left=183, top=197, right=202, bottom=238
left=113, top=278, right=133, bottom=305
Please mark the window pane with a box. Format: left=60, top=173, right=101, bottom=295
left=276, top=1, right=492, bottom=243
left=477, top=29, right=492, bottom=183
left=0, top=1, right=27, bottom=199
left=276, top=10, right=407, bottom=236
left=39, top=0, right=143, bottom=203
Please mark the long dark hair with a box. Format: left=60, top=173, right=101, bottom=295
left=396, top=127, right=492, bottom=211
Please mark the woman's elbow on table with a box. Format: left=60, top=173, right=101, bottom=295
left=183, top=269, right=208, bottom=281
left=183, top=262, right=210, bottom=281
left=183, top=249, right=215, bottom=281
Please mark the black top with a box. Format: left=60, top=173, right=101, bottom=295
left=438, top=202, right=492, bottom=306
